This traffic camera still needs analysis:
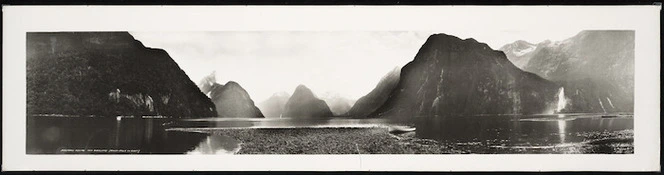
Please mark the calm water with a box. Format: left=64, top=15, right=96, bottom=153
left=27, top=114, right=633, bottom=154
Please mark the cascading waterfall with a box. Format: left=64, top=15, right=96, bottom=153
left=554, top=87, right=568, bottom=143
left=555, top=87, right=567, bottom=113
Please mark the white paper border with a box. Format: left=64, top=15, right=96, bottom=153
left=2, top=5, right=660, bottom=171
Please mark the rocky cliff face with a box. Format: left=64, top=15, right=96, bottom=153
left=370, top=34, right=560, bottom=119
left=257, top=92, right=291, bottom=118
left=198, top=74, right=264, bottom=118
left=345, top=67, right=401, bottom=118
left=282, top=85, right=333, bottom=118
left=26, top=32, right=217, bottom=117
left=506, top=31, right=635, bottom=113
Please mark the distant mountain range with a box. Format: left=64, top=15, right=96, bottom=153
left=499, top=40, right=537, bottom=68
left=369, top=33, right=560, bottom=119
left=319, top=92, right=355, bottom=116
left=257, top=92, right=291, bottom=118
left=198, top=73, right=264, bottom=118
left=26, top=32, right=216, bottom=117
left=501, top=31, right=634, bottom=113
left=28, top=31, right=632, bottom=119
left=282, top=85, right=334, bottom=118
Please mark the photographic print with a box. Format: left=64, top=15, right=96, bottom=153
left=26, top=30, right=635, bottom=154
left=4, top=5, right=660, bottom=171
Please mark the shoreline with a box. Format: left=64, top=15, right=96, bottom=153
left=175, top=127, right=466, bottom=154
left=173, top=127, right=634, bottom=154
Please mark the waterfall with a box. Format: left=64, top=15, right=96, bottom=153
left=598, top=98, right=607, bottom=113
left=555, top=87, right=567, bottom=113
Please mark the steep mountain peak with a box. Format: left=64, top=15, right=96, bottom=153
left=419, top=34, right=496, bottom=56
left=295, top=84, right=309, bottom=90
left=515, top=40, right=534, bottom=45
left=283, top=84, right=333, bottom=118
left=293, top=84, right=316, bottom=97
left=501, top=40, right=536, bottom=50
left=26, top=32, right=217, bottom=117
left=208, top=80, right=263, bottom=118
left=223, top=81, right=241, bottom=88
left=370, top=33, right=560, bottom=118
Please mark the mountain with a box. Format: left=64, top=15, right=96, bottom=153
left=257, top=92, right=291, bottom=118
left=319, top=92, right=355, bottom=116
left=370, top=33, right=560, bottom=119
left=198, top=74, right=264, bottom=118
left=506, top=31, right=635, bottom=113
left=282, top=85, right=334, bottom=118
left=499, top=40, right=537, bottom=68
left=26, top=32, right=217, bottom=117
left=345, top=67, right=401, bottom=118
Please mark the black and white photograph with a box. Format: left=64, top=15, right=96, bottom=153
left=25, top=30, right=636, bottom=154
left=3, top=5, right=660, bottom=171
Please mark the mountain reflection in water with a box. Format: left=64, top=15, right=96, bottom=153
left=27, top=113, right=632, bottom=154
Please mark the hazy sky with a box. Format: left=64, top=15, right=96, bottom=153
left=130, top=30, right=581, bottom=102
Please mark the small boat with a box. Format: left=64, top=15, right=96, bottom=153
left=601, top=115, right=618, bottom=118
left=388, top=125, right=416, bottom=134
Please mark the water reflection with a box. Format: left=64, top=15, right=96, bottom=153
left=28, top=114, right=633, bottom=154
left=169, top=118, right=390, bottom=129
left=27, top=116, right=207, bottom=154
left=414, top=114, right=633, bottom=153
left=187, top=135, right=241, bottom=155
left=557, top=114, right=566, bottom=143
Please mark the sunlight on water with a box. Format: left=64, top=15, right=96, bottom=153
left=557, top=114, right=566, bottom=143
left=186, top=136, right=241, bottom=155
left=555, top=87, right=567, bottom=113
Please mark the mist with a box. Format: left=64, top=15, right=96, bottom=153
left=130, top=30, right=581, bottom=102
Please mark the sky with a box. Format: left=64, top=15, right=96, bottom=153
left=130, top=30, right=582, bottom=102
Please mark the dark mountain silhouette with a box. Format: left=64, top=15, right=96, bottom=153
left=198, top=74, right=264, bottom=118
left=257, top=92, right=291, bottom=118
left=345, top=67, right=401, bottom=118
left=282, top=85, right=333, bottom=118
left=370, top=33, right=560, bottom=119
left=504, top=31, right=634, bottom=113
left=26, top=32, right=216, bottom=117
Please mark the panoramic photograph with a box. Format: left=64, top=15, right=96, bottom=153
left=26, top=30, right=634, bottom=154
